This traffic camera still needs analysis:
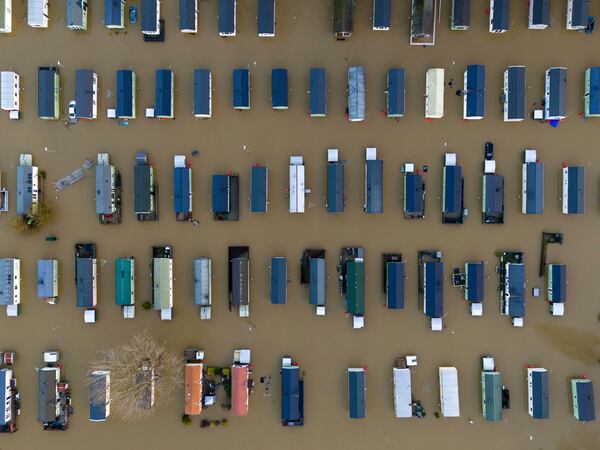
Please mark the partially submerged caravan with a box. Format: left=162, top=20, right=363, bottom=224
left=193, top=258, right=211, bottom=319
left=439, top=367, right=460, bottom=417
left=89, top=370, right=110, bottom=422
left=309, top=68, right=326, bottom=117
left=16, top=153, right=39, bottom=217
left=38, top=351, right=71, bottom=430
left=382, top=254, right=404, bottom=309
left=402, top=163, right=425, bottom=219
left=0, top=72, right=19, bottom=114
left=463, top=64, right=485, bottom=120
left=271, top=68, right=288, bottom=110
left=232, top=68, right=250, bottom=110
left=75, top=243, right=97, bottom=323
left=231, top=349, right=251, bottom=416
left=562, top=165, right=584, bottom=215
left=450, top=0, right=470, bottom=30
left=116, top=69, right=136, bottom=119
left=0, top=351, right=19, bottom=433
left=151, top=246, right=173, bottom=320
left=453, top=261, right=484, bottom=316
left=522, top=149, right=544, bottom=215
left=489, top=0, right=509, bottom=33
left=326, top=149, right=344, bottom=213
left=482, top=147, right=504, bottom=224
left=289, top=156, right=306, bottom=214
left=333, top=0, right=353, bottom=39
left=364, top=148, right=383, bottom=214
left=498, top=251, right=525, bottom=327
left=0, top=0, right=12, bottom=33
left=75, top=69, right=98, bottom=120
left=566, top=0, right=589, bottom=30
left=281, top=357, right=303, bottom=426
left=544, top=67, right=567, bottom=121
left=115, top=257, right=135, bottom=318
left=218, top=0, right=236, bottom=37
left=105, top=0, right=126, bottom=30
left=184, top=350, right=204, bottom=416
left=527, top=367, right=549, bottom=419
left=410, top=0, right=435, bottom=45
left=386, top=68, right=405, bottom=118
left=571, top=378, right=595, bottom=422
left=38, top=67, right=60, bottom=120
left=481, top=356, right=503, bottom=422
left=250, top=165, right=268, bottom=213
left=193, top=69, right=212, bottom=118
left=529, top=0, right=550, bottom=29
left=28, top=0, right=49, bottom=28
left=419, top=251, right=444, bottom=331
left=155, top=69, right=174, bottom=119
left=347, top=367, right=366, bottom=419
left=373, top=0, right=391, bottom=31
left=425, top=68, right=444, bottom=118
left=258, top=0, right=275, bottom=37
left=37, top=259, right=59, bottom=305
left=503, top=66, right=525, bottom=122
left=338, top=247, right=365, bottom=329
left=584, top=67, right=600, bottom=118
left=95, top=153, right=121, bottom=225
left=134, top=151, right=158, bottom=221
left=212, top=173, right=239, bottom=221
left=229, top=246, right=250, bottom=317
left=442, top=153, right=464, bottom=224
left=179, top=0, right=197, bottom=33
left=0, top=259, right=20, bottom=317
left=547, top=264, right=566, bottom=316
left=141, top=0, right=161, bottom=36
left=270, top=257, right=287, bottom=305
left=173, top=155, right=192, bottom=222
left=347, top=66, right=365, bottom=122
left=392, top=358, right=413, bottom=418
left=300, top=249, right=326, bottom=316
left=66, top=0, right=88, bottom=31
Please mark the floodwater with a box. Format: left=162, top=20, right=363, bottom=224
left=1, top=1, right=599, bottom=449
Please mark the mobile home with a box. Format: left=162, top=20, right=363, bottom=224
left=464, top=261, right=484, bottom=314
left=75, top=69, right=98, bottom=120
left=571, top=378, right=595, bottom=422
left=364, top=148, right=383, bottom=214
left=562, top=165, right=584, bottom=214
left=566, top=0, right=589, bottom=30
left=38, top=367, right=61, bottom=427
left=0, top=364, right=16, bottom=431
left=89, top=370, right=110, bottom=422
left=481, top=358, right=502, bottom=422
left=66, top=0, right=88, bottom=31
left=522, top=150, right=544, bottom=215
left=141, top=0, right=160, bottom=36
left=451, top=0, right=470, bottom=30
left=289, top=156, right=306, bottom=213
left=37, top=259, right=58, bottom=304
left=155, top=69, right=174, bottom=119
left=347, top=368, right=366, bottom=419
left=309, top=68, right=326, bottom=117
left=95, top=153, right=120, bottom=223
left=410, top=0, right=435, bottom=45
left=584, top=67, right=600, bottom=117
left=116, top=69, right=136, bottom=119
left=386, top=68, right=405, bottom=118
left=301, top=249, right=326, bottom=315
left=338, top=248, right=365, bottom=329
left=271, top=68, right=288, bottom=110
left=0, top=259, right=20, bottom=317
left=212, top=173, right=239, bottom=221
left=28, top=0, right=48, bottom=28
left=384, top=256, right=404, bottom=309
left=425, top=68, right=444, bottom=118
left=348, top=66, right=365, bottom=122
left=179, top=0, right=197, bottom=33
left=232, top=68, right=250, bottom=110
left=499, top=251, right=525, bottom=327
left=442, top=153, right=464, bottom=224
left=16, top=154, right=39, bottom=216
left=439, top=367, right=460, bottom=417
left=250, top=165, right=268, bottom=213
left=503, top=66, right=525, bottom=122
left=333, top=0, right=353, bottom=39
left=422, top=258, right=444, bottom=330
left=218, top=0, right=236, bottom=37
left=326, top=149, right=344, bottom=213
left=38, top=67, right=60, bottom=120
left=373, top=0, right=391, bottom=31
left=393, top=367, right=411, bottom=418
left=105, top=0, right=125, bottom=29
left=184, top=362, right=203, bottom=415
left=173, top=155, right=192, bottom=222
left=0, top=0, right=12, bottom=33
left=270, top=257, right=287, bottom=304
left=193, top=69, right=212, bottom=118
left=527, top=367, right=549, bottom=419
left=115, top=257, right=135, bottom=318
left=258, top=0, right=275, bottom=37
left=482, top=157, right=504, bottom=224
left=281, top=358, right=303, bottom=426
left=134, top=152, right=157, bottom=221
left=529, top=0, right=550, bottom=29
left=75, top=243, right=97, bottom=322
left=489, top=0, right=509, bottom=33
left=547, top=264, right=566, bottom=316
left=464, top=64, right=485, bottom=120
left=193, top=258, right=211, bottom=319
left=544, top=67, right=567, bottom=121
left=0, top=71, right=19, bottom=112
left=229, top=247, right=250, bottom=317
left=231, top=365, right=250, bottom=415
left=403, top=163, right=425, bottom=219
left=152, top=246, right=173, bottom=320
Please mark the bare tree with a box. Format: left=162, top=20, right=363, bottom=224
left=88, top=331, right=184, bottom=421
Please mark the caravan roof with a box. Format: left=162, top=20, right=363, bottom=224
left=309, top=68, right=326, bottom=117
left=327, top=158, right=344, bottom=213
left=465, top=262, right=484, bottom=302
left=347, top=368, right=366, bottom=419
left=424, top=261, right=443, bottom=318
left=345, top=261, right=365, bottom=315
left=89, top=371, right=110, bottom=422
left=386, top=261, right=405, bottom=309
left=281, top=365, right=303, bottom=425
left=155, top=69, right=174, bottom=118
left=258, top=0, right=275, bottom=36
left=271, top=68, right=288, bottom=109
left=231, top=366, right=249, bottom=416
left=218, top=0, right=236, bottom=36
left=270, top=257, right=287, bottom=304
left=309, top=258, right=326, bottom=306
left=193, top=69, right=211, bottom=118
left=250, top=166, right=268, bottom=213
left=348, top=66, right=365, bottom=122
left=439, top=367, right=460, bottom=417
left=393, top=368, right=412, bottom=418
left=116, top=70, right=135, bottom=118
left=184, top=364, right=203, bottom=415
left=387, top=68, right=405, bottom=117
left=365, top=157, right=383, bottom=214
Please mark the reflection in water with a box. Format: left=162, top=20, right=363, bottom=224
left=535, top=323, right=600, bottom=366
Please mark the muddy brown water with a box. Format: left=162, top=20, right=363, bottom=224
left=1, top=1, right=599, bottom=449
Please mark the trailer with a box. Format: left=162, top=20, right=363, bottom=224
left=38, top=67, right=60, bottom=120
left=566, top=0, right=589, bottom=30
left=89, top=370, right=110, bottom=422
left=383, top=254, right=404, bottom=309
left=386, top=68, right=405, bottom=118
left=348, top=66, right=365, bottom=122
left=218, top=0, right=236, bottom=37
left=0, top=259, right=20, bottom=317
left=37, top=259, right=59, bottom=304
left=503, top=66, right=525, bottom=122
left=347, top=368, right=366, bottom=419
left=155, top=69, right=174, bottom=119
left=482, top=150, right=504, bottom=224
left=152, top=246, right=173, bottom=320
left=527, top=367, right=549, bottom=419
left=522, top=149, right=544, bottom=215
left=95, top=153, right=121, bottom=225
left=584, top=67, right=600, bottom=118
left=232, top=69, right=250, bottom=110
left=425, top=68, right=444, bottom=118
left=179, top=0, right=197, bottom=33
left=338, top=248, right=365, bottom=329
left=489, top=0, right=509, bottom=33
left=270, top=257, right=287, bottom=305
left=173, top=155, right=192, bottom=222
left=442, top=153, right=464, bottom=224
left=281, top=358, right=303, bottom=426
left=289, top=156, right=306, bottom=214
left=393, top=367, right=412, bottom=418
left=250, top=165, right=268, bottom=213
left=229, top=247, right=250, bottom=317
left=212, top=173, right=239, bottom=221
left=364, top=147, right=382, bottom=214
left=271, top=68, right=288, bottom=110
left=115, top=70, right=135, bottom=119
left=141, top=0, right=160, bottom=35
left=75, top=243, right=97, bottom=323
left=66, top=0, right=88, bottom=31
left=529, top=0, right=550, bottom=29
left=562, top=165, right=584, bottom=215
left=105, top=0, right=125, bottom=29
left=498, top=251, right=525, bottom=327
left=258, top=0, right=275, bottom=37
left=373, top=0, right=391, bottom=31
left=193, top=258, right=211, bottom=319
left=301, top=249, right=326, bottom=316
left=439, top=367, right=460, bottom=417
left=193, top=69, right=211, bottom=118
left=0, top=72, right=19, bottom=112
left=403, top=163, right=425, bottom=219
left=75, top=69, right=98, bottom=120
left=326, top=149, right=344, bottom=213
left=134, top=152, right=158, bottom=221
left=309, top=68, right=326, bottom=117
left=544, top=67, right=567, bottom=121
left=463, top=64, right=485, bottom=120
left=115, top=257, right=135, bottom=318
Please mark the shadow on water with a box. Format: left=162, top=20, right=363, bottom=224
left=535, top=323, right=600, bottom=366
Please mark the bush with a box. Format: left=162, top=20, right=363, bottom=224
left=142, top=302, right=152, bottom=310
left=181, top=414, right=191, bottom=425
left=8, top=201, right=54, bottom=234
